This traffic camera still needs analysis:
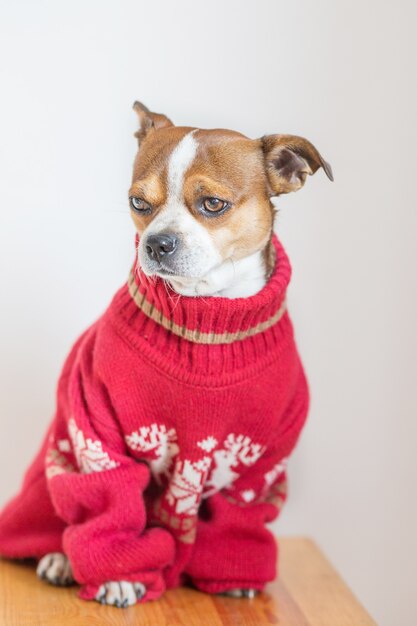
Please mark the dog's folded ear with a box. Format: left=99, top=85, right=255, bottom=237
left=261, top=134, right=333, bottom=195
left=133, top=101, right=174, bottom=143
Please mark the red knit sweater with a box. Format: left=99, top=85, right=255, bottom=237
left=0, top=236, right=309, bottom=601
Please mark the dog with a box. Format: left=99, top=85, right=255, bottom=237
left=0, top=102, right=332, bottom=607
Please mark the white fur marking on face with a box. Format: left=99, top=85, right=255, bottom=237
left=137, top=130, right=268, bottom=296
left=167, top=130, right=198, bottom=200
left=139, top=131, right=224, bottom=283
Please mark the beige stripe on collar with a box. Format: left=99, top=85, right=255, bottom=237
left=127, top=273, right=286, bottom=345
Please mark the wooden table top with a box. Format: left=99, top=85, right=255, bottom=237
left=0, top=537, right=376, bottom=626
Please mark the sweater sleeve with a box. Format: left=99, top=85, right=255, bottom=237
left=45, top=329, right=175, bottom=602
left=186, top=370, right=308, bottom=594
left=185, top=444, right=288, bottom=594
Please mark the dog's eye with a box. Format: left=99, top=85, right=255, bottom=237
left=202, top=197, right=229, bottom=213
left=130, top=197, right=152, bottom=213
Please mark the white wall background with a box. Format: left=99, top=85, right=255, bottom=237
left=0, top=1, right=416, bottom=624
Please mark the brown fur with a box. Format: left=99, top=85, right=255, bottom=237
left=129, top=102, right=332, bottom=280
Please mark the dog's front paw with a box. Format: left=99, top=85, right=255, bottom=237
left=220, top=588, right=258, bottom=599
left=36, top=552, right=74, bottom=586
left=95, top=581, right=146, bottom=607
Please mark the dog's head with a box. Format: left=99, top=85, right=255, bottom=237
left=129, top=102, right=333, bottom=296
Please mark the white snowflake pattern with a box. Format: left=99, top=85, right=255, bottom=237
left=122, top=426, right=268, bottom=514
left=125, top=424, right=179, bottom=483
left=67, top=417, right=120, bottom=474
left=241, top=489, right=256, bottom=503
left=197, top=436, right=218, bottom=453
left=57, top=439, right=71, bottom=453
left=264, top=458, right=288, bottom=487
left=223, top=434, right=265, bottom=466
left=45, top=447, right=74, bottom=479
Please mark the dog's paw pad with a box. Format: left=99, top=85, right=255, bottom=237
left=36, top=553, right=74, bottom=586
left=95, top=581, right=146, bottom=607
left=221, top=588, right=258, bottom=599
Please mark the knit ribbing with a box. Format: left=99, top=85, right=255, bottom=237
left=128, top=236, right=289, bottom=342
left=107, top=236, right=294, bottom=384
left=127, top=273, right=288, bottom=345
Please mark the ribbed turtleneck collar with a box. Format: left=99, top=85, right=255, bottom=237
left=126, top=235, right=291, bottom=345
left=106, top=235, right=294, bottom=384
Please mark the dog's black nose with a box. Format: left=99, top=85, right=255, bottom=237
left=146, top=233, right=178, bottom=262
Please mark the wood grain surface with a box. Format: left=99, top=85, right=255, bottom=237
left=0, top=537, right=376, bottom=625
